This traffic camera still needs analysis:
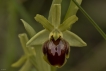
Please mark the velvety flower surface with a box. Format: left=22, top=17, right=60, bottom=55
left=43, top=36, right=70, bottom=67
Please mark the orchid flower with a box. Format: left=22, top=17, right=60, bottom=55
left=26, top=4, right=87, bottom=67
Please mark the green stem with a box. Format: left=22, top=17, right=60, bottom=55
left=72, top=0, right=106, bottom=40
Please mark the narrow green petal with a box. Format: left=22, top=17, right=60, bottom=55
left=64, top=0, right=82, bottom=21
left=27, top=29, right=49, bottom=46
left=63, top=30, right=87, bottom=47
left=59, top=15, right=78, bottom=32
left=20, top=19, right=36, bottom=37
left=19, top=59, right=32, bottom=71
left=52, top=4, right=61, bottom=27
left=11, top=55, right=27, bottom=67
left=34, top=14, right=54, bottom=31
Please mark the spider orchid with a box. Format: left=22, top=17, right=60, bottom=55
left=25, top=4, right=87, bottom=67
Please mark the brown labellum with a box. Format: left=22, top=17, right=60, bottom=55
left=43, top=36, right=70, bottom=67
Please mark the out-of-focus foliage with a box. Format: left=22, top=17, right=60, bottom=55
left=0, top=0, right=106, bottom=71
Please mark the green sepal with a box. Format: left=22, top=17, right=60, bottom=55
left=63, top=30, right=87, bottom=47
left=19, top=59, right=32, bottom=71
left=52, top=4, right=61, bottom=27
left=27, top=29, right=49, bottom=46
left=35, top=14, right=54, bottom=31
left=20, top=19, right=36, bottom=37
left=59, top=15, right=78, bottom=32
left=48, top=0, right=62, bottom=23
left=11, top=55, right=27, bottom=67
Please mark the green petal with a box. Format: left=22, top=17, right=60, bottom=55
left=20, top=19, right=36, bottom=37
left=27, top=29, right=49, bottom=46
left=63, top=30, right=87, bottom=47
left=11, top=55, right=27, bottom=67
left=34, top=14, right=54, bottom=31
left=59, top=15, right=78, bottom=32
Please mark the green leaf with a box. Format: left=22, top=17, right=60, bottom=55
left=63, top=30, right=87, bottom=47
left=64, top=0, right=82, bottom=21
left=11, top=55, right=27, bottom=67
left=52, top=4, right=61, bottom=27
left=59, top=15, right=78, bottom=32
left=27, top=29, right=49, bottom=46
left=35, top=14, right=54, bottom=31
left=19, top=59, right=32, bottom=71
left=20, top=19, right=36, bottom=37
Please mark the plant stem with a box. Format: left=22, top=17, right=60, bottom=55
left=72, top=0, right=106, bottom=40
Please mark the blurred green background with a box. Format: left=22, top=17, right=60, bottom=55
left=0, top=0, right=106, bottom=71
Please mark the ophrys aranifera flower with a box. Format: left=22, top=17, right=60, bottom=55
left=26, top=4, right=87, bottom=67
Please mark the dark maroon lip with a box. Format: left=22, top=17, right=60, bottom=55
left=42, top=37, right=70, bottom=67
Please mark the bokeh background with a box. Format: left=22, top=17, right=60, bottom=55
left=0, top=0, right=106, bottom=71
